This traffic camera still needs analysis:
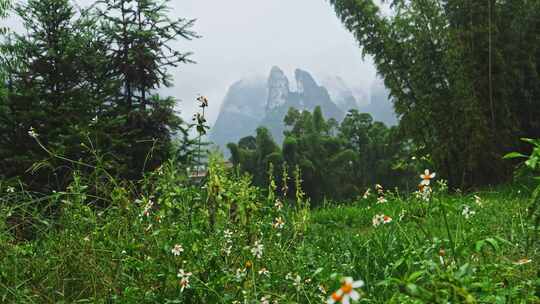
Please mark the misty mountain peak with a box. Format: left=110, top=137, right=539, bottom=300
left=294, top=68, right=318, bottom=94
left=210, top=66, right=396, bottom=151
left=267, top=66, right=290, bottom=111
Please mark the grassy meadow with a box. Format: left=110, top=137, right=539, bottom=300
left=1, top=159, right=538, bottom=303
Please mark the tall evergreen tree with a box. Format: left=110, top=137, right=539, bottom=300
left=95, top=0, right=198, bottom=179
left=0, top=0, right=103, bottom=187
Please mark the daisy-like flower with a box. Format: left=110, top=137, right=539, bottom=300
left=274, top=199, right=283, bottom=210
left=362, top=188, right=371, bottom=199
left=171, top=244, right=184, bottom=256
left=258, top=267, right=270, bottom=276
left=513, top=258, right=532, bottom=265
left=197, top=95, right=209, bottom=108
left=327, top=277, right=364, bottom=304
left=376, top=196, right=387, bottom=204
left=261, top=296, right=270, bottom=304
left=372, top=214, right=384, bottom=227
left=6, top=186, right=15, bottom=193
left=462, top=205, right=476, bottom=219
left=420, top=169, right=436, bottom=186
left=375, top=184, right=384, bottom=194
left=28, top=127, right=38, bottom=138
left=272, top=217, right=285, bottom=229
left=251, top=241, right=264, bottom=259
left=177, top=269, right=192, bottom=292
left=373, top=214, right=392, bottom=227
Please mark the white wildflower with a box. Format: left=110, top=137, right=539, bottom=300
left=272, top=217, right=285, bottom=229
left=171, top=244, right=184, bottom=256
left=177, top=269, right=192, bottom=292
left=28, top=127, right=38, bottom=138
left=251, top=240, right=264, bottom=259
left=462, top=205, right=476, bottom=219
left=258, top=267, right=270, bottom=276
left=372, top=214, right=392, bottom=227
left=362, top=188, right=371, bottom=199
left=327, top=277, right=364, bottom=304
left=274, top=199, right=283, bottom=210
left=420, top=169, right=436, bottom=186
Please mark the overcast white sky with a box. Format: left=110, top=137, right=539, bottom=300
left=2, top=0, right=382, bottom=124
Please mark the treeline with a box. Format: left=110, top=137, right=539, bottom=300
left=0, top=0, right=197, bottom=189
left=330, top=0, right=540, bottom=188
left=227, top=107, right=416, bottom=203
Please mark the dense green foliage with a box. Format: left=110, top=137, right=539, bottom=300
left=1, top=1, right=539, bottom=302
left=329, top=0, right=540, bottom=188
left=0, top=0, right=196, bottom=189
left=228, top=107, right=415, bottom=203
left=0, top=158, right=538, bottom=303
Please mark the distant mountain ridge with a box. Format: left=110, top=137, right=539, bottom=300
left=209, top=66, right=397, bottom=150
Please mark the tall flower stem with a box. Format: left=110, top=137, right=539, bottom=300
left=440, top=201, right=458, bottom=264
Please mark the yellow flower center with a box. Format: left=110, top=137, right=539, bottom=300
left=331, top=292, right=343, bottom=301
left=340, top=282, right=353, bottom=294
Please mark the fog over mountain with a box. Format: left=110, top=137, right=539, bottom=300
left=210, top=67, right=397, bottom=150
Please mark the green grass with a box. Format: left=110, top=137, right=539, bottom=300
left=0, top=165, right=539, bottom=303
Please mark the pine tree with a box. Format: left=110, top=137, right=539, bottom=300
left=0, top=0, right=102, bottom=186
left=94, top=0, right=198, bottom=179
